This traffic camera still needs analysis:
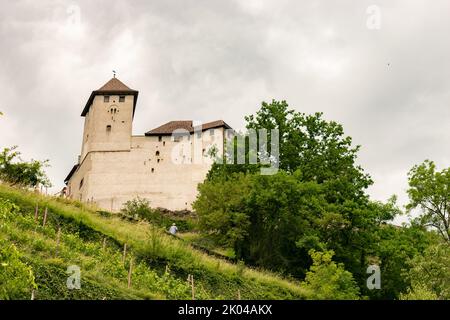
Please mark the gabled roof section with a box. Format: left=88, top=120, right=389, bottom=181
left=145, top=120, right=232, bottom=136
left=81, top=77, right=139, bottom=117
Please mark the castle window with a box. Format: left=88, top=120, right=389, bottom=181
left=157, top=159, right=160, bottom=163
left=197, top=132, right=202, bottom=139
left=155, top=151, right=160, bottom=157
left=158, top=136, right=162, bottom=142
left=163, top=141, right=165, bottom=146
left=79, top=178, right=84, bottom=189
left=106, top=125, right=111, bottom=132
left=151, top=168, right=154, bottom=173
left=210, top=129, right=215, bottom=136
left=104, top=96, right=110, bottom=103
left=119, top=96, right=125, bottom=102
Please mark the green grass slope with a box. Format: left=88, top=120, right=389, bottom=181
left=0, top=184, right=310, bottom=300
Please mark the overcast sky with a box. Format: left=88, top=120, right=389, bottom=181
left=0, top=0, right=449, bottom=222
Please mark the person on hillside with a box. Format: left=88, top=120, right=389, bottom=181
left=169, top=223, right=178, bottom=235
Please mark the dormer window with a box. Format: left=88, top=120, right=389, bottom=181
left=104, top=96, right=110, bottom=103
left=119, top=96, right=125, bottom=103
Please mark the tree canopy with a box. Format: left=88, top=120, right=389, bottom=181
left=407, top=160, right=449, bottom=242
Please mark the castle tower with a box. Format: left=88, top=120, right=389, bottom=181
left=79, top=77, right=139, bottom=162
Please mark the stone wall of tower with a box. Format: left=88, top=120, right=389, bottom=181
left=80, top=94, right=134, bottom=162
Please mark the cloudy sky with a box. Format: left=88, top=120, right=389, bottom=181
left=0, top=0, right=449, bottom=222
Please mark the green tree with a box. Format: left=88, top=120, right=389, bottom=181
left=194, top=173, right=252, bottom=248
left=401, top=243, right=449, bottom=300
left=367, top=221, right=433, bottom=299
left=302, top=249, right=360, bottom=300
left=245, top=100, right=372, bottom=203
left=407, top=160, right=449, bottom=242
left=0, top=146, right=51, bottom=188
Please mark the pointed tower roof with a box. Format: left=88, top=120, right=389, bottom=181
left=81, top=77, right=139, bottom=117
left=97, top=77, right=133, bottom=91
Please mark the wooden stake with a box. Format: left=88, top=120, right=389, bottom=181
left=42, top=207, right=48, bottom=227
left=55, top=227, right=61, bottom=256
left=127, top=260, right=133, bottom=289
left=237, top=289, right=241, bottom=300
left=122, top=243, right=127, bottom=263
left=102, top=238, right=107, bottom=250
left=31, top=289, right=35, bottom=300
left=34, top=204, right=39, bottom=222
left=191, top=275, right=195, bottom=300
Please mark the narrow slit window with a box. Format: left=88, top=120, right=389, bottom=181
left=155, top=151, right=160, bottom=156
left=106, top=125, right=112, bottom=132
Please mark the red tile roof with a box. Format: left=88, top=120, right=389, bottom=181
left=145, top=120, right=232, bottom=136
left=97, top=78, right=134, bottom=91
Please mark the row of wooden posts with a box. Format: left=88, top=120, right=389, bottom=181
left=32, top=205, right=242, bottom=300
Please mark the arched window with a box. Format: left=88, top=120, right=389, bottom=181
left=155, top=151, right=160, bottom=157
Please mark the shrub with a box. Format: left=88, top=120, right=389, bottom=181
left=302, top=250, right=360, bottom=300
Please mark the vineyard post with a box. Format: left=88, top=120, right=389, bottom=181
left=55, top=227, right=61, bottom=256
left=34, top=204, right=39, bottom=222
left=42, top=207, right=48, bottom=227
left=127, top=259, right=133, bottom=289
left=122, top=243, right=127, bottom=263
left=191, top=275, right=195, bottom=300
left=102, top=237, right=107, bottom=250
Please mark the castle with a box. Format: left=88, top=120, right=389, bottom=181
left=64, top=77, right=231, bottom=211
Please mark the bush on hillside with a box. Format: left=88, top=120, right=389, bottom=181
left=301, top=250, right=360, bottom=300
left=0, top=146, right=51, bottom=188
left=121, top=197, right=195, bottom=232
left=0, top=240, right=36, bottom=300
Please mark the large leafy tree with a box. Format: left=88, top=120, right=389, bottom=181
left=0, top=146, right=51, bottom=188
left=407, top=160, right=449, bottom=242
left=245, top=100, right=373, bottom=203
left=195, top=171, right=326, bottom=276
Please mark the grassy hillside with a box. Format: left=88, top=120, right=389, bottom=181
left=0, top=184, right=310, bottom=300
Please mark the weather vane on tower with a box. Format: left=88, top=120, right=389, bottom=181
left=112, top=70, right=117, bottom=78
